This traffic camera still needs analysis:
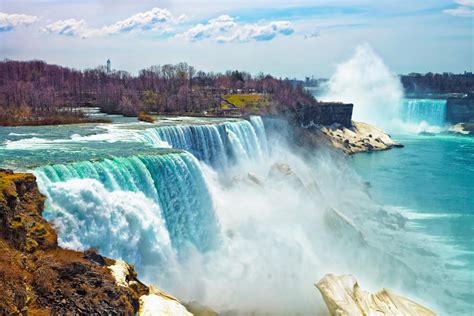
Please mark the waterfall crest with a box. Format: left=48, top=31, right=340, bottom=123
left=141, top=117, right=267, bottom=169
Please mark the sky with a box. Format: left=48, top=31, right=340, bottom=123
left=0, top=0, right=473, bottom=78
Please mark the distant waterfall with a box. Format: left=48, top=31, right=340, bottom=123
left=141, top=117, right=267, bottom=169
left=34, top=152, right=219, bottom=263
left=401, top=99, right=447, bottom=127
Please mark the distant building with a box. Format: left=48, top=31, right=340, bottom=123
left=106, top=59, right=111, bottom=74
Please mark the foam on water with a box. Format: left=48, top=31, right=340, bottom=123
left=35, top=152, right=219, bottom=255
left=6, top=114, right=470, bottom=314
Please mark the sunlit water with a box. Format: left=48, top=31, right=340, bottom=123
left=0, top=111, right=472, bottom=314
left=351, top=133, right=474, bottom=283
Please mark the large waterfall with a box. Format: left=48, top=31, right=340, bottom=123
left=20, top=115, right=466, bottom=314
left=401, top=99, right=447, bottom=127
left=35, top=152, right=219, bottom=263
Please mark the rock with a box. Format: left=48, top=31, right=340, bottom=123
left=448, top=122, right=474, bottom=135
left=315, top=274, right=436, bottom=316
left=185, top=301, right=219, bottom=316
left=268, top=163, right=304, bottom=189
left=139, top=286, right=192, bottom=316
left=315, top=121, right=403, bottom=155
left=446, top=98, right=474, bottom=124
left=0, top=170, right=200, bottom=315
left=247, top=172, right=264, bottom=187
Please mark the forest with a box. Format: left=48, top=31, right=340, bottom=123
left=400, top=72, right=474, bottom=95
left=0, top=60, right=317, bottom=125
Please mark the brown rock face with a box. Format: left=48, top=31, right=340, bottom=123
left=0, top=169, right=147, bottom=315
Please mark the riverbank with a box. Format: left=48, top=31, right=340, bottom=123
left=0, top=116, right=111, bottom=127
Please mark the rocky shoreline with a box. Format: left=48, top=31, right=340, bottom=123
left=293, top=120, right=403, bottom=155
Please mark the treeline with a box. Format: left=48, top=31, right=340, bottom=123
left=0, top=60, right=317, bottom=123
left=401, top=72, right=474, bottom=95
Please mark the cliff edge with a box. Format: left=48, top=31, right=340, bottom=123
left=0, top=169, right=194, bottom=315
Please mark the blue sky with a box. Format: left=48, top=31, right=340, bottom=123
left=0, top=0, right=472, bottom=77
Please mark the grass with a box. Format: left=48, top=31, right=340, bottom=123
left=222, top=94, right=270, bottom=110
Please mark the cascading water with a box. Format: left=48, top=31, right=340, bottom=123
left=140, top=117, right=266, bottom=169
left=15, top=114, right=467, bottom=314
left=34, top=152, right=219, bottom=261
left=401, top=99, right=447, bottom=127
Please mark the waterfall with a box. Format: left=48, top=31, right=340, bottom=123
left=34, top=152, right=220, bottom=264
left=140, top=117, right=267, bottom=169
left=401, top=99, right=447, bottom=127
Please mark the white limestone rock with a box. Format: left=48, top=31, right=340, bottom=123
left=315, top=274, right=436, bottom=316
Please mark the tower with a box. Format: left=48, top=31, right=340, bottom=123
left=106, top=59, right=111, bottom=74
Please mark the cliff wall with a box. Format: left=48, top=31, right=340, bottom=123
left=290, top=102, right=354, bottom=128
left=0, top=169, right=147, bottom=314
left=446, top=98, right=474, bottom=124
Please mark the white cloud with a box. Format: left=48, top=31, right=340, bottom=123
left=179, top=15, right=237, bottom=41
left=444, top=0, right=474, bottom=17
left=99, top=7, right=185, bottom=36
left=456, top=0, right=474, bottom=6
left=43, top=7, right=185, bottom=38
left=42, top=19, right=86, bottom=37
left=0, top=12, right=39, bottom=32
left=179, top=15, right=294, bottom=43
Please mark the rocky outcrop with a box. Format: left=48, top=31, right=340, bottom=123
left=446, top=98, right=474, bottom=124
left=305, top=121, right=403, bottom=155
left=0, top=169, right=193, bottom=315
left=448, top=122, right=474, bottom=135
left=316, top=274, right=436, bottom=316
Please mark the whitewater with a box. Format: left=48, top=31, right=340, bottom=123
left=0, top=45, right=471, bottom=314
left=0, top=111, right=471, bottom=314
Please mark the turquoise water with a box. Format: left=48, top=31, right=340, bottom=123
left=350, top=133, right=474, bottom=308
left=1, top=111, right=473, bottom=313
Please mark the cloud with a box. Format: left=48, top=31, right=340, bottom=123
left=179, top=15, right=294, bottom=43
left=0, top=12, right=39, bottom=32
left=42, top=19, right=86, bottom=37
left=99, top=7, right=186, bottom=36
left=443, top=0, right=474, bottom=17
left=456, top=0, right=474, bottom=6
left=43, top=7, right=185, bottom=38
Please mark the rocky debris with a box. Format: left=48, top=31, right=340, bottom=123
left=140, top=286, right=192, bottom=316
left=247, top=172, right=265, bottom=187
left=0, top=169, right=196, bottom=315
left=268, top=163, right=305, bottom=189
left=316, top=274, right=436, bottom=316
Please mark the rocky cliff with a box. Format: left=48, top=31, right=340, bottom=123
left=290, top=102, right=354, bottom=128
left=446, top=98, right=474, bottom=124
left=0, top=169, right=196, bottom=315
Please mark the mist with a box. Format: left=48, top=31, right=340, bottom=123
left=321, top=44, right=404, bottom=131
